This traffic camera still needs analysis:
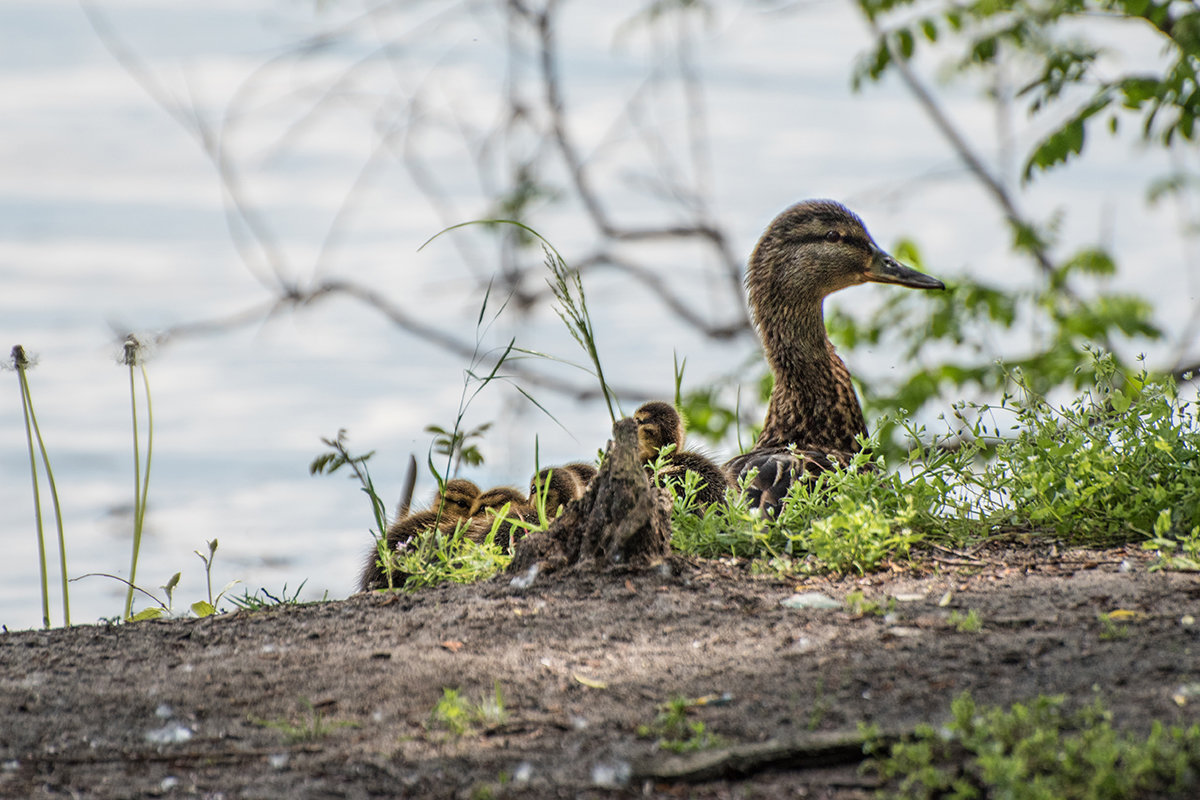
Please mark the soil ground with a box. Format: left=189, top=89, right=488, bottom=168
left=2, top=543, right=1199, bottom=799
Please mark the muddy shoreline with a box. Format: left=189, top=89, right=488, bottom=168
left=2, top=546, right=1198, bottom=799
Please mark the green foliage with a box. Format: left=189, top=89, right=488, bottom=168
left=391, top=517, right=512, bottom=591
left=310, top=429, right=393, bottom=582
left=868, top=692, right=1200, bottom=799
left=845, top=590, right=896, bottom=617
left=948, top=608, right=983, bottom=633
left=977, top=351, right=1200, bottom=544
left=806, top=0, right=1194, bottom=464
left=636, top=695, right=726, bottom=753
left=1097, top=612, right=1131, bottom=641
left=425, top=421, right=492, bottom=473
left=227, top=581, right=320, bottom=612
left=191, top=538, right=239, bottom=617
left=253, top=699, right=356, bottom=744
left=1144, top=510, right=1200, bottom=571
left=669, top=433, right=957, bottom=572
left=853, top=0, right=1200, bottom=178
left=544, top=244, right=621, bottom=423
left=669, top=348, right=1200, bottom=572
left=429, top=684, right=508, bottom=738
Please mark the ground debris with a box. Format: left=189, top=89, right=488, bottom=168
left=633, top=729, right=900, bottom=783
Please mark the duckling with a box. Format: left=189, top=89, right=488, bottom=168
left=358, top=478, right=481, bottom=591
left=634, top=401, right=729, bottom=508
left=464, top=485, right=534, bottom=552
left=724, top=200, right=944, bottom=511
left=529, top=466, right=585, bottom=519
left=562, top=461, right=598, bottom=489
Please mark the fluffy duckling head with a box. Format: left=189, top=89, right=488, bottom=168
left=434, top=478, right=482, bottom=519
left=529, top=467, right=583, bottom=517
left=634, top=401, right=685, bottom=463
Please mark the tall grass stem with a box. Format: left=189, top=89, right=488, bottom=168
left=14, top=347, right=51, bottom=629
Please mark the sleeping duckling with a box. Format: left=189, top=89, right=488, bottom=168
left=723, top=200, right=944, bottom=513
left=464, top=485, right=534, bottom=552
left=529, top=466, right=586, bottom=519
left=634, top=401, right=729, bottom=508
left=562, top=461, right=598, bottom=489
left=358, top=478, right=481, bottom=592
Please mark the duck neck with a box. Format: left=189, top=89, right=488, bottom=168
left=754, top=297, right=867, bottom=453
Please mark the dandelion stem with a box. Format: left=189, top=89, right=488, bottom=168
left=123, top=336, right=145, bottom=620
left=139, top=363, right=153, bottom=543
left=23, top=371, right=69, bottom=627
left=14, top=346, right=51, bottom=629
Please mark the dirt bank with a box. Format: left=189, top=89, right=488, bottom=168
left=2, top=544, right=1198, bottom=799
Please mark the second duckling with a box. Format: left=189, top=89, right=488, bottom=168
left=634, top=401, right=729, bottom=508
left=358, top=478, right=481, bottom=592
left=529, top=465, right=590, bottom=519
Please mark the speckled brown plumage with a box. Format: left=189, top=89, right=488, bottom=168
left=634, top=401, right=729, bottom=508
left=465, top=486, right=534, bottom=552
left=530, top=466, right=586, bottom=519
left=725, top=200, right=944, bottom=510
left=562, top=462, right=598, bottom=488
left=357, top=478, right=482, bottom=591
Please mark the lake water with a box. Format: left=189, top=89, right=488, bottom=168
left=2, top=0, right=1193, bottom=630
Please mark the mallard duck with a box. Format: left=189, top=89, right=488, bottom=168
left=529, top=466, right=585, bottom=518
left=634, top=401, right=729, bottom=508
left=724, top=200, right=945, bottom=511
left=358, top=478, right=482, bottom=591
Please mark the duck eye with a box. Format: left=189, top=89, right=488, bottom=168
left=824, top=230, right=841, bottom=243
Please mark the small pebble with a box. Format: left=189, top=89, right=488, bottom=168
left=591, top=760, right=631, bottom=788
left=145, top=722, right=193, bottom=745
left=780, top=592, right=840, bottom=610
left=509, top=564, right=540, bottom=590
left=886, top=626, right=923, bottom=638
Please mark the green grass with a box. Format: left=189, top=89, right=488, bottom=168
left=429, top=684, right=508, bottom=738
left=948, top=608, right=983, bottom=633
left=666, top=348, right=1200, bottom=574
left=636, top=695, right=726, bottom=753
left=227, top=581, right=321, bottom=612
left=253, top=699, right=356, bottom=743
left=867, top=692, right=1200, bottom=799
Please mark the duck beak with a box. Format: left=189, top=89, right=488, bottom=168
left=865, top=247, right=945, bottom=291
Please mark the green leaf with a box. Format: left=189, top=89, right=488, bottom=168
left=130, top=607, right=165, bottom=622
left=191, top=600, right=216, bottom=618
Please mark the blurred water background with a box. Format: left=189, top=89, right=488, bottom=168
left=1, top=0, right=1194, bottom=630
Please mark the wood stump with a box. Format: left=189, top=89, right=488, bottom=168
left=507, top=417, right=673, bottom=576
